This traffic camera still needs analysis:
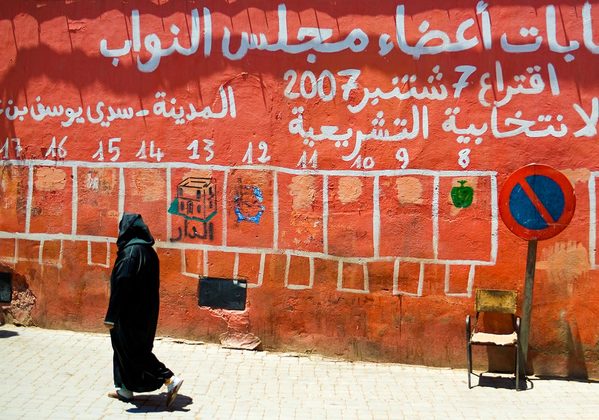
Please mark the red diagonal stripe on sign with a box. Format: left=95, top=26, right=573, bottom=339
left=517, top=179, right=556, bottom=225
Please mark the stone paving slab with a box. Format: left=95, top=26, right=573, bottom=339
left=1, top=324, right=598, bottom=419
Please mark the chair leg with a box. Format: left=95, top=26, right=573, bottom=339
left=467, top=342, right=472, bottom=389
left=515, top=344, right=520, bottom=391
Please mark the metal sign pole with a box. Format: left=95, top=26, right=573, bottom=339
left=519, top=239, right=538, bottom=376
left=499, top=165, right=576, bottom=384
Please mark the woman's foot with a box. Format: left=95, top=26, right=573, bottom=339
left=107, top=388, right=133, bottom=403
left=166, top=376, right=183, bottom=408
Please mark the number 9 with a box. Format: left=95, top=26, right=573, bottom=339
left=395, top=148, right=409, bottom=169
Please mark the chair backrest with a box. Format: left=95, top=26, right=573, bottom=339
left=475, top=289, right=517, bottom=314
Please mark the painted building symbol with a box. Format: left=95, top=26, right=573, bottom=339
left=170, top=177, right=217, bottom=222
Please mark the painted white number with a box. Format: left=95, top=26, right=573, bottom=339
left=243, top=141, right=271, bottom=164
left=92, top=141, right=104, bottom=161
left=242, top=142, right=253, bottom=164
left=284, top=70, right=337, bottom=102
left=300, top=71, right=318, bottom=99
left=135, top=142, right=147, bottom=160
left=283, top=70, right=300, bottom=99
left=395, top=148, right=409, bottom=169
left=458, top=148, right=471, bottom=168
left=257, top=141, right=271, bottom=163
left=351, top=155, right=375, bottom=169
left=94, top=137, right=122, bottom=162
left=107, top=138, right=121, bottom=161
left=0, top=138, right=22, bottom=159
left=203, top=139, right=215, bottom=162
left=296, top=150, right=318, bottom=169
left=0, top=139, right=9, bottom=160
left=45, top=136, right=67, bottom=159
left=337, top=69, right=361, bottom=101
left=187, top=139, right=215, bottom=162
left=318, top=70, right=335, bottom=101
left=136, top=140, right=164, bottom=162
left=187, top=139, right=201, bottom=159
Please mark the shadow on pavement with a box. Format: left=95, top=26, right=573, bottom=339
left=534, top=375, right=599, bottom=384
left=475, top=373, right=532, bottom=390
left=474, top=372, right=599, bottom=390
left=0, top=329, right=19, bottom=338
left=126, top=393, right=193, bottom=413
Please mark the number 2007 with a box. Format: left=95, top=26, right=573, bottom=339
left=284, top=70, right=337, bottom=101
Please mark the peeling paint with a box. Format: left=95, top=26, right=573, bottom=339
left=338, top=177, right=362, bottom=204
left=131, top=170, right=165, bottom=202
left=289, top=175, right=316, bottom=210
left=562, top=168, right=591, bottom=184
left=34, top=167, right=66, bottom=191
left=396, top=177, right=423, bottom=205
left=537, top=242, right=589, bottom=295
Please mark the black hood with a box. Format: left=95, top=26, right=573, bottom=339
left=117, top=213, right=155, bottom=249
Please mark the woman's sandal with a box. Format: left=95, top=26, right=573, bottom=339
left=107, top=390, right=133, bottom=403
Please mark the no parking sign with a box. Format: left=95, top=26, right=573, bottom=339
left=498, top=164, right=576, bottom=380
left=499, top=164, right=576, bottom=241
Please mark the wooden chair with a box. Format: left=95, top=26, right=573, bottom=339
left=466, top=289, right=521, bottom=390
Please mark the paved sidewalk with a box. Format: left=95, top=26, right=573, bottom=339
left=1, top=324, right=598, bottom=419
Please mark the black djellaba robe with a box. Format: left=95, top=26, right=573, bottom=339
left=105, top=213, right=174, bottom=392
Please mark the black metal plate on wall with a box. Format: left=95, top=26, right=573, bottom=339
left=198, top=277, right=247, bottom=310
left=0, top=272, right=12, bottom=304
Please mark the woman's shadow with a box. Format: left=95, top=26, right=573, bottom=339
left=0, top=330, right=19, bottom=338
left=126, top=393, right=193, bottom=413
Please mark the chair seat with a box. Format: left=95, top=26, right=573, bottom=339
left=470, top=331, right=518, bottom=346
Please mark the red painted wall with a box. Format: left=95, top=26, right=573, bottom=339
left=2, top=0, right=599, bottom=378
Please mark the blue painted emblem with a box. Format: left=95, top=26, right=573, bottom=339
left=234, top=183, right=265, bottom=224
left=509, top=175, right=565, bottom=230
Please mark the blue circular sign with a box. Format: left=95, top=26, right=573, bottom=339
left=509, top=175, right=565, bottom=230
left=500, top=164, right=575, bottom=241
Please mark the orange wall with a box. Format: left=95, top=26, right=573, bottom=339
left=1, top=0, right=599, bottom=377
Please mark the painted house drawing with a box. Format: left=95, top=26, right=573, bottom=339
left=170, top=177, right=217, bottom=222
